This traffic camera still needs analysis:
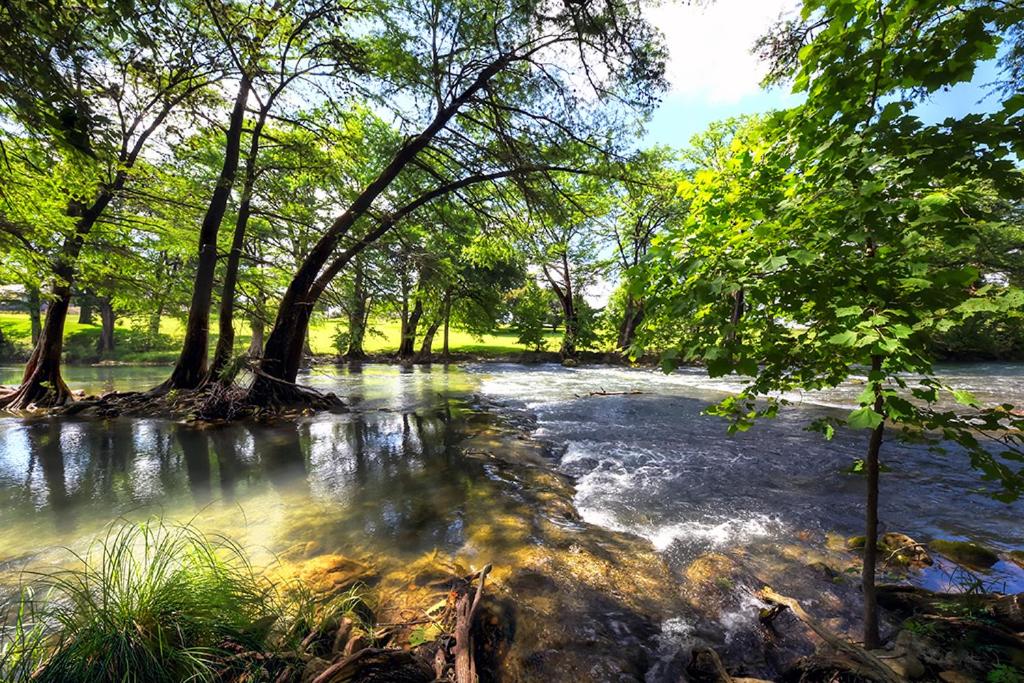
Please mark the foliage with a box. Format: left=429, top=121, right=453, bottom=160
left=510, top=281, right=554, bottom=352
left=0, top=520, right=369, bottom=683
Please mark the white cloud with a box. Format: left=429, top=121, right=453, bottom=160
left=646, top=0, right=802, bottom=104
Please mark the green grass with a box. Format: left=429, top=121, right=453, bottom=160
left=0, top=520, right=370, bottom=683
left=0, top=311, right=563, bottom=364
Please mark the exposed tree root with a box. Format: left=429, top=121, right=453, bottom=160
left=758, top=587, right=902, bottom=683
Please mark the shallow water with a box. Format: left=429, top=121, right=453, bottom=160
left=1, top=361, right=1023, bottom=653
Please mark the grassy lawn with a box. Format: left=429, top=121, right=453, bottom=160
left=0, top=311, right=562, bottom=363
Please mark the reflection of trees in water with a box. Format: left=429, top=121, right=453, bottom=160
left=303, top=407, right=477, bottom=553
left=29, top=420, right=72, bottom=533
left=175, top=425, right=212, bottom=507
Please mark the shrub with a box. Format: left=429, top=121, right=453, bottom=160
left=0, top=520, right=370, bottom=683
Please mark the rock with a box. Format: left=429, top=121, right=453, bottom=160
left=883, top=653, right=927, bottom=679
left=561, top=357, right=579, bottom=368
left=881, top=532, right=933, bottom=568
left=806, top=560, right=839, bottom=580
left=928, top=539, right=999, bottom=568
left=938, top=671, right=974, bottom=683
left=684, top=553, right=737, bottom=585
left=301, top=657, right=330, bottom=683
left=295, top=553, right=377, bottom=594
left=1010, top=550, right=1024, bottom=569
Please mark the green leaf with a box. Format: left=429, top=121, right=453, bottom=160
left=828, top=330, right=858, bottom=346
left=848, top=406, right=883, bottom=430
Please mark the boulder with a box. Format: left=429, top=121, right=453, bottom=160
left=928, top=539, right=999, bottom=568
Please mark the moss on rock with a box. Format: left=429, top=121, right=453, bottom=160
left=927, top=539, right=999, bottom=568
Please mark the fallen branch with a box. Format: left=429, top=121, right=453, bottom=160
left=759, top=587, right=901, bottom=683
left=575, top=388, right=646, bottom=397
left=454, top=563, right=492, bottom=683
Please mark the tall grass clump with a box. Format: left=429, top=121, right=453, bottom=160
left=0, top=521, right=293, bottom=682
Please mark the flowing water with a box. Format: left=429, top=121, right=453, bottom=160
left=2, top=361, right=1024, bottom=674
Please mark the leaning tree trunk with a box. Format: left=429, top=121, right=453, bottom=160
left=96, top=297, right=116, bottom=355
left=1, top=196, right=112, bottom=409
left=249, top=55, right=510, bottom=404
left=163, top=75, right=251, bottom=391
left=862, top=354, right=885, bottom=649
left=399, top=299, right=423, bottom=359
left=417, top=318, right=442, bottom=361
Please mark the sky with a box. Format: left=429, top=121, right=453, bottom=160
left=642, top=0, right=1006, bottom=150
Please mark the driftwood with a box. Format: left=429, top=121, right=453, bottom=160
left=876, top=584, right=1024, bottom=631
left=575, top=389, right=646, bottom=398
left=759, top=587, right=902, bottom=683
left=453, top=563, right=491, bottom=683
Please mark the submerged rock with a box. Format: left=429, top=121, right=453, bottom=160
left=927, top=539, right=999, bottom=568
left=880, top=532, right=932, bottom=568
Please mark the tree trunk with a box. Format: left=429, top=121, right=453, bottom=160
left=207, top=102, right=270, bottom=383
left=2, top=195, right=114, bottom=409
left=251, top=56, right=509, bottom=402
left=417, top=318, right=442, bottom=361
left=862, top=354, right=885, bottom=649
left=96, top=297, right=115, bottom=355
left=345, top=259, right=368, bottom=359
left=616, top=297, right=644, bottom=352
left=164, top=75, right=251, bottom=391
left=77, top=294, right=93, bottom=325
left=399, top=299, right=423, bottom=359
left=442, top=293, right=451, bottom=359
left=148, top=304, right=163, bottom=338
left=27, top=286, right=42, bottom=344
left=247, top=312, right=264, bottom=358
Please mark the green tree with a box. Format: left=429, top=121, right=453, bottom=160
left=647, top=0, right=1024, bottom=650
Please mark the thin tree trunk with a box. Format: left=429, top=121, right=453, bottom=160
left=148, top=304, right=164, bottom=338
left=399, top=299, right=423, bottom=359
left=164, top=75, right=251, bottom=391
left=862, top=354, right=885, bottom=649
left=247, top=312, right=264, bottom=358
left=417, top=318, right=442, bottom=361
left=96, top=297, right=115, bottom=355
left=442, top=292, right=451, bottom=359
left=616, top=297, right=644, bottom=352
left=207, top=102, right=270, bottom=383
left=345, top=261, right=368, bottom=359
left=27, top=286, right=42, bottom=344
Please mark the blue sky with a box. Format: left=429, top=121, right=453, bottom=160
left=642, top=0, right=1006, bottom=150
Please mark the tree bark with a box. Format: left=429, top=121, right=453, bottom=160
left=207, top=100, right=270, bottom=383
left=399, top=299, right=423, bottom=359
left=27, top=286, right=42, bottom=344
left=345, top=260, right=369, bottom=359
left=417, top=317, right=442, bottom=361
left=247, top=311, right=264, bottom=358
left=77, top=294, right=93, bottom=325
left=164, top=75, right=251, bottom=391
left=96, top=297, right=115, bottom=355
left=862, top=354, right=885, bottom=649
left=442, top=292, right=451, bottom=359
left=616, top=297, right=644, bottom=352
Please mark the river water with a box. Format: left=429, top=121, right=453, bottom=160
left=1, top=361, right=1023, bottom=670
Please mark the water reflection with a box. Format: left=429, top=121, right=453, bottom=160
left=0, top=401, right=499, bottom=566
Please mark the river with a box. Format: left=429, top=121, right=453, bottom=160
left=1, top=361, right=1023, bottom=677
